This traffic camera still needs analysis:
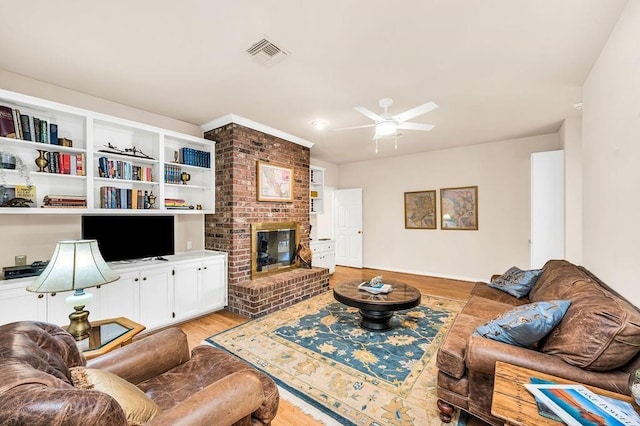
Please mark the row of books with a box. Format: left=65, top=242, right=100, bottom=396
left=98, top=157, right=153, bottom=182
left=178, top=147, right=210, bottom=168
left=0, top=105, right=60, bottom=144
left=100, top=187, right=153, bottom=209
left=45, top=152, right=85, bottom=176
left=164, top=164, right=184, bottom=184
left=42, top=195, right=87, bottom=208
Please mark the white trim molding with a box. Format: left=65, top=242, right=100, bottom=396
left=201, top=114, right=314, bottom=148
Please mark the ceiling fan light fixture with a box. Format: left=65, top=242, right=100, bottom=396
left=376, top=121, right=396, bottom=136
left=311, top=119, right=328, bottom=130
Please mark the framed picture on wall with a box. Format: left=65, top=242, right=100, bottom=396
left=257, top=161, right=293, bottom=202
left=440, top=186, right=478, bottom=230
left=404, top=190, right=437, bottom=229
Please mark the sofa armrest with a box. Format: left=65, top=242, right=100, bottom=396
left=147, top=370, right=264, bottom=426
left=466, top=335, right=630, bottom=393
left=87, top=328, right=190, bottom=385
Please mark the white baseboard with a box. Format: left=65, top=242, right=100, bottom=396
left=360, top=264, right=486, bottom=283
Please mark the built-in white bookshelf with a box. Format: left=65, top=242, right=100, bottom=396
left=310, top=166, right=324, bottom=214
left=0, top=89, right=214, bottom=214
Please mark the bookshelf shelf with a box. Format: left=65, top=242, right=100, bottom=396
left=0, top=89, right=215, bottom=214
left=164, top=183, right=209, bottom=190
left=94, top=177, right=160, bottom=186
left=94, top=151, right=158, bottom=165
left=29, top=172, right=87, bottom=180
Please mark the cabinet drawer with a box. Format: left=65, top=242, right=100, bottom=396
left=311, top=240, right=334, bottom=253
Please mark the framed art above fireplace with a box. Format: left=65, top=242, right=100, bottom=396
left=257, top=161, right=293, bottom=202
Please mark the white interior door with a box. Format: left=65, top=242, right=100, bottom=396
left=334, top=188, right=363, bottom=268
left=531, top=150, right=565, bottom=269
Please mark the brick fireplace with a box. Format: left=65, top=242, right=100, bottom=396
left=203, top=123, right=329, bottom=318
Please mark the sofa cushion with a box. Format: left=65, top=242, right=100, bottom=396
left=473, top=300, right=570, bottom=348
left=470, top=283, right=530, bottom=307
left=71, top=367, right=160, bottom=425
left=540, top=280, right=640, bottom=371
left=138, top=346, right=279, bottom=424
left=437, top=297, right=514, bottom=379
left=529, top=259, right=586, bottom=302
left=488, top=266, right=542, bottom=298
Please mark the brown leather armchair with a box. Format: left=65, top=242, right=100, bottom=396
left=0, top=321, right=279, bottom=425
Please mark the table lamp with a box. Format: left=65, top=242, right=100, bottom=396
left=27, top=239, right=120, bottom=340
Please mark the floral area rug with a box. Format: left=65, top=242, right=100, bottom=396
left=205, top=290, right=466, bottom=425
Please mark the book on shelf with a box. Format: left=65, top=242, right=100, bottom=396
left=14, top=109, right=23, bottom=139
left=165, top=198, right=188, bottom=208
left=33, top=117, right=41, bottom=142
left=525, top=381, right=640, bottom=426
left=49, top=123, right=58, bottom=145
left=42, top=194, right=87, bottom=208
left=0, top=105, right=17, bottom=138
left=19, top=114, right=32, bottom=141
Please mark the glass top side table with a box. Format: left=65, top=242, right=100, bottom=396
left=74, top=317, right=146, bottom=359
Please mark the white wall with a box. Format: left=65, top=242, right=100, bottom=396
left=338, top=134, right=560, bottom=281
left=559, top=117, right=583, bottom=264
left=582, top=1, right=640, bottom=303
left=0, top=69, right=202, bottom=136
left=0, top=70, right=206, bottom=269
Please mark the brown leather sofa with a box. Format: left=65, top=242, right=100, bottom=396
left=0, top=321, right=279, bottom=425
left=436, top=259, right=640, bottom=424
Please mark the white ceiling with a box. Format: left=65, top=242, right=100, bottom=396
left=0, top=1, right=628, bottom=164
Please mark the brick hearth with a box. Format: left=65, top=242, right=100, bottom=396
left=228, top=267, right=329, bottom=317
left=203, top=123, right=328, bottom=318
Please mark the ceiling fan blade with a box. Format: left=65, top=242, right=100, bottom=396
left=333, top=123, right=375, bottom=131
left=397, top=122, right=435, bottom=131
left=354, top=106, right=385, bottom=122
left=392, top=101, right=438, bottom=123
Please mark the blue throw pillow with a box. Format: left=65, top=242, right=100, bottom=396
left=473, top=300, right=571, bottom=348
left=488, top=266, right=543, bottom=298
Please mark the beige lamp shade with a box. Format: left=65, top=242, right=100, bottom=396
left=27, top=239, right=120, bottom=293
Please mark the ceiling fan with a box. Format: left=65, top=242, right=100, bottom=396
left=335, top=98, right=438, bottom=152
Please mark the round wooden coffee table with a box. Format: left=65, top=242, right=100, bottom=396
left=333, top=281, right=422, bottom=331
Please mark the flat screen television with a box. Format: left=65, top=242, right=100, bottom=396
left=81, top=215, right=175, bottom=262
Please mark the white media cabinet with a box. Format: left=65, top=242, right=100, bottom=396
left=0, top=251, right=228, bottom=332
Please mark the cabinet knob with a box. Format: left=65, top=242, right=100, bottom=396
left=37, top=294, right=44, bottom=299
left=96, top=285, right=101, bottom=289
left=143, top=277, right=147, bottom=281
left=203, top=267, right=207, bottom=270
left=134, top=278, right=139, bottom=282
left=51, top=292, right=56, bottom=297
left=198, top=267, right=202, bottom=271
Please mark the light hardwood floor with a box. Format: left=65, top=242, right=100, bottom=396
left=176, top=266, right=477, bottom=426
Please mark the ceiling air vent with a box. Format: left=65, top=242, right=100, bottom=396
left=245, top=36, right=289, bottom=66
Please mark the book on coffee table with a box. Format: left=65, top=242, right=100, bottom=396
left=358, top=281, right=393, bottom=294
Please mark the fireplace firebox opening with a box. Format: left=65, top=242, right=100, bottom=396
left=251, top=221, right=301, bottom=279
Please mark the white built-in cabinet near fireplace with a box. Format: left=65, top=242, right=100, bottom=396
left=0, top=89, right=214, bottom=213
left=0, top=251, right=228, bottom=332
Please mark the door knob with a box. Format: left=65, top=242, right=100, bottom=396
left=357, top=231, right=362, bottom=234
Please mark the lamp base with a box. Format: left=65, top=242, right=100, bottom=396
left=68, top=306, right=91, bottom=341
